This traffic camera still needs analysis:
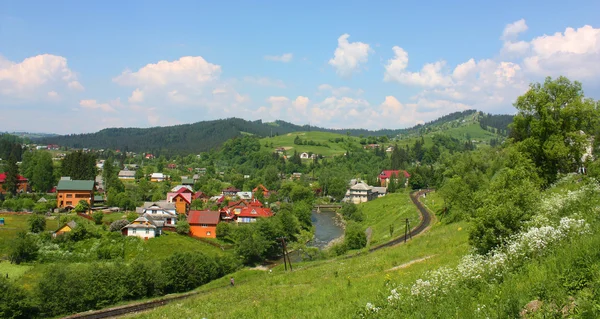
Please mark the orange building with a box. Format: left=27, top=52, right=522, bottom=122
left=56, top=178, right=95, bottom=209
left=167, top=187, right=193, bottom=215
left=0, top=172, right=29, bottom=194
left=188, top=210, right=220, bottom=238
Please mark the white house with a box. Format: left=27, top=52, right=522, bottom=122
left=136, top=201, right=177, bottom=226
left=122, top=216, right=159, bottom=239
left=150, top=173, right=169, bottom=182
left=300, top=152, right=309, bottom=159
left=118, top=170, right=136, bottom=180
left=343, top=182, right=376, bottom=204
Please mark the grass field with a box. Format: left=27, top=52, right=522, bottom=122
left=0, top=261, right=32, bottom=280
left=126, top=231, right=230, bottom=262
left=394, top=123, right=500, bottom=149
left=128, top=219, right=470, bottom=318
left=0, top=213, right=59, bottom=257
left=260, top=131, right=362, bottom=157
left=358, top=190, right=421, bottom=246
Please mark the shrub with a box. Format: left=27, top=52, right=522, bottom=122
left=344, top=222, right=367, bottom=250
left=216, top=222, right=233, bottom=241
left=92, top=212, right=104, bottom=225
left=9, top=232, right=39, bottom=264
left=109, top=219, right=129, bottom=232
left=27, top=214, right=46, bottom=233
left=176, top=220, right=190, bottom=235
left=162, top=252, right=219, bottom=293
left=74, top=200, right=90, bottom=213
left=0, top=276, right=38, bottom=318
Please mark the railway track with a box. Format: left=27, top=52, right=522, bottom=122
left=62, top=189, right=434, bottom=319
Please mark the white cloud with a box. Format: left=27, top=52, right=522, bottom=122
left=328, top=34, right=372, bottom=77
left=317, top=84, right=363, bottom=97
left=0, top=54, right=82, bottom=98
left=47, top=91, right=59, bottom=98
left=79, top=99, right=117, bottom=112
left=128, top=88, right=144, bottom=103
left=523, top=25, right=600, bottom=79
left=502, top=19, right=528, bottom=40
left=67, top=81, right=84, bottom=91
left=113, top=56, right=221, bottom=88
left=384, top=46, right=452, bottom=87
left=264, top=53, right=293, bottom=63
left=243, top=76, right=286, bottom=88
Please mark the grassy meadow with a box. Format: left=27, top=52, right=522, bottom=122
left=0, top=213, right=59, bottom=257
left=357, top=190, right=421, bottom=246
left=260, top=131, right=362, bottom=157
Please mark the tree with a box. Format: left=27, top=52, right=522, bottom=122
left=31, top=151, right=54, bottom=192
left=9, top=232, right=38, bottom=264
left=74, top=200, right=90, bottom=213
left=510, top=76, right=599, bottom=185
left=176, top=221, right=190, bottom=235
left=0, top=276, right=38, bottom=318
left=216, top=222, right=233, bottom=241
left=109, top=219, right=129, bottom=232
left=92, top=212, right=104, bottom=225
left=3, top=155, right=19, bottom=195
left=27, top=214, right=46, bottom=233
left=61, top=151, right=97, bottom=180
left=234, top=226, right=268, bottom=265
left=344, top=222, right=367, bottom=250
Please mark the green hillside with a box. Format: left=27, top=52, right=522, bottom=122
left=260, top=131, right=363, bottom=157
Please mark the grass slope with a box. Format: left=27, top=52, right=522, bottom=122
left=0, top=214, right=59, bottom=257
left=126, top=193, right=466, bottom=319
left=358, top=190, right=421, bottom=246
left=260, top=131, right=362, bottom=157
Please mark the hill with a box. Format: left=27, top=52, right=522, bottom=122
left=38, top=111, right=513, bottom=156
left=260, top=131, right=363, bottom=157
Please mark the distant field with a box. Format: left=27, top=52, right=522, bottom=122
left=394, top=123, right=500, bottom=149
left=0, top=262, right=32, bottom=280
left=127, top=232, right=229, bottom=261
left=260, top=131, right=361, bottom=157
left=0, top=213, right=59, bottom=257
left=358, top=190, right=421, bottom=246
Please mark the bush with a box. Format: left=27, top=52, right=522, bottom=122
left=92, top=212, right=104, bottom=225
left=27, top=214, right=46, bottom=233
left=109, top=219, right=129, bottom=232
left=0, top=276, right=38, bottom=318
left=344, top=222, right=367, bottom=250
left=340, top=203, right=365, bottom=222
left=176, top=220, right=190, bottom=235
left=74, top=200, right=90, bottom=213
left=162, top=252, right=219, bottom=293
left=216, top=222, right=233, bottom=241
left=9, top=232, right=39, bottom=264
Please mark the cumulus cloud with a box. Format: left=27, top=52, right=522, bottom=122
left=113, top=56, right=221, bottom=88
left=47, top=91, right=59, bottom=98
left=0, top=54, right=83, bottom=98
left=79, top=99, right=117, bottom=112
left=384, top=46, right=452, bottom=87
left=264, top=53, right=293, bottom=62
left=128, top=88, right=144, bottom=103
left=318, top=84, right=363, bottom=97
left=328, top=34, right=372, bottom=77
left=501, top=19, right=528, bottom=40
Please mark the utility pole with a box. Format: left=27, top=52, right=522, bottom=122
left=278, top=236, right=293, bottom=271
left=404, top=218, right=409, bottom=243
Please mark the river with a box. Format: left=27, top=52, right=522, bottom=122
left=309, top=209, right=344, bottom=249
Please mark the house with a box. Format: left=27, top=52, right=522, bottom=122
left=386, top=146, right=394, bottom=153
left=124, top=164, right=139, bottom=170
left=236, top=191, right=253, bottom=200
left=145, top=154, right=155, bottom=160
left=193, top=191, right=210, bottom=202
left=118, top=170, right=136, bottom=180
left=166, top=187, right=192, bottom=214
left=136, top=202, right=177, bottom=226
left=188, top=210, right=220, bottom=238
left=150, top=173, right=169, bottom=182
left=180, top=176, right=194, bottom=186
left=300, top=152, right=309, bottom=159
left=56, top=177, right=95, bottom=209
left=292, top=172, right=302, bottom=180
left=222, top=186, right=240, bottom=197
left=237, top=202, right=274, bottom=223
left=378, top=170, right=410, bottom=187
left=371, top=187, right=387, bottom=198
left=96, top=160, right=105, bottom=170
left=343, top=182, right=376, bottom=204
left=53, top=221, right=77, bottom=237
left=122, top=216, right=160, bottom=239
left=195, top=168, right=207, bottom=175
left=167, top=163, right=177, bottom=169
left=252, top=184, right=270, bottom=198
left=0, top=172, right=29, bottom=194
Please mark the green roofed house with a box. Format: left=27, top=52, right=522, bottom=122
left=56, top=177, right=95, bottom=209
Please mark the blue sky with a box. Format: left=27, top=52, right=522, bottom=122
left=1, top=0, right=599, bottom=133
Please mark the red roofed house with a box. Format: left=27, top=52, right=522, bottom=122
left=378, top=170, right=410, bottom=188
left=252, top=184, right=270, bottom=198
left=188, top=210, right=220, bottom=238
left=237, top=201, right=273, bottom=223
left=222, top=186, right=240, bottom=197
left=167, top=163, right=177, bottom=169
left=166, top=187, right=193, bottom=215
left=0, top=172, right=29, bottom=194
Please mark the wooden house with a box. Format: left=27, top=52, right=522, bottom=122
left=188, top=210, right=220, bottom=238
left=56, top=177, right=95, bottom=209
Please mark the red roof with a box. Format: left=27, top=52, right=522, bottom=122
left=252, top=184, right=269, bottom=193
left=193, top=191, right=208, bottom=199
left=237, top=206, right=273, bottom=218
left=172, top=192, right=192, bottom=204
left=379, top=170, right=410, bottom=179
left=0, top=173, right=28, bottom=183
left=188, top=210, right=220, bottom=225
left=176, top=187, right=193, bottom=194
left=223, top=186, right=240, bottom=193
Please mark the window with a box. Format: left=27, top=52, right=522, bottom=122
left=66, top=194, right=72, bottom=198
left=132, top=229, right=136, bottom=234
left=66, top=201, right=72, bottom=205
left=152, top=210, right=157, bottom=214
left=206, top=231, right=211, bottom=236
left=201, top=224, right=208, bottom=227
left=145, top=229, right=149, bottom=234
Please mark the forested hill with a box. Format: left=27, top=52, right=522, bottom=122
left=38, top=111, right=514, bottom=156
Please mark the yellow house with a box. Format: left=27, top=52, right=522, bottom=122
left=53, top=221, right=77, bottom=237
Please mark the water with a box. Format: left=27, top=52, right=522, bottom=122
left=310, top=209, right=344, bottom=249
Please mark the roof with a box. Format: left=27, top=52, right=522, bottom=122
left=94, top=195, right=104, bottom=202
left=223, top=186, right=240, bottom=193
left=237, top=191, right=253, bottom=200
left=171, top=185, right=193, bottom=193
left=0, top=172, right=28, bottom=183
left=350, top=182, right=372, bottom=191
left=379, top=170, right=410, bottom=179
left=56, top=220, right=77, bottom=232
left=118, top=170, right=136, bottom=177
left=167, top=192, right=192, bottom=204
left=140, top=201, right=176, bottom=210
left=181, top=178, right=194, bottom=185
left=252, top=184, right=269, bottom=192
left=124, top=216, right=157, bottom=229
left=150, top=173, right=165, bottom=179
left=372, top=187, right=387, bottom=194
left=237, top=206, right=273, bottom=218
left=193, top=191, right=208, bottom=199
left=188, top=210, right=221, bottom=225
left=56, top=179, right=94, bottom=191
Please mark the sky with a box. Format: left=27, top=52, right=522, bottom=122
left=1, top=0, right=599, bottom=134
